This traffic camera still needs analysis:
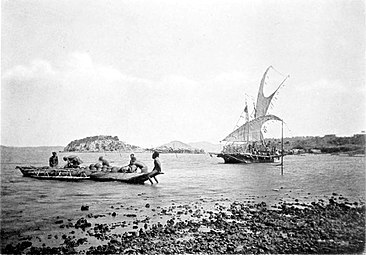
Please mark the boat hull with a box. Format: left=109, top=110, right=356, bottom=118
left=16, top=166, right=163, bottom=184
left=16, top=166, right=90, bottom=181
left=89, top=171, right=163, bottom=184
left=217, top=153, right=280, bottom=164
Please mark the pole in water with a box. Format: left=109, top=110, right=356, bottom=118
left=281, top=119, right=284, bottom=175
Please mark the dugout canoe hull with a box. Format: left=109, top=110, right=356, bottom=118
left=16, top=166, right=163, bottom=184
left=89, top=171, right=163, bottom=184
left=16, top=166, right=90, bottom=181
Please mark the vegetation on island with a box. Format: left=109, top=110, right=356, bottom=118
left=268, top=134, right=365, bottom=154
left=64, top=137, right=205, bottom=154
left=64, top=136, right=143, bottom=152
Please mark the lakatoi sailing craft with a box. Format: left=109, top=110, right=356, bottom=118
left=217, top=66, right=289, bottom=164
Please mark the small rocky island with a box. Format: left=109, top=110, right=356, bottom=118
left=155, top=141, right=205, bottom=154
left=64, top=136, right=206, bottom=154
left=64, top=135, right=144, bottom=152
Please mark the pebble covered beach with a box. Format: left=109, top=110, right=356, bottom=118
left=3, top=193, right=365, bottom=254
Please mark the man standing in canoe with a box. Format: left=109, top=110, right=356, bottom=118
left=49, top=152, right=58, bottom=168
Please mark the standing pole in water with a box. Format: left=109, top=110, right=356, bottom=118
left=281, top=119, right=284, bottom=175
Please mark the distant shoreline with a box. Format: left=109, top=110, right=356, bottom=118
left=1, top=133, right=364, bottom=156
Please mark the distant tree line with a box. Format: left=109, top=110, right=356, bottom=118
left=267, top=134, right=365, bottom=154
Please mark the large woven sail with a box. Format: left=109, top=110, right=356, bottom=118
left=255, top=66, right=284, bottom=118
left=218, top=66, right=288, bottom=164
left=222, top=115, right=282, bottom=142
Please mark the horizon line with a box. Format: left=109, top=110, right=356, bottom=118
left=1, top=132, right=365, bottom=148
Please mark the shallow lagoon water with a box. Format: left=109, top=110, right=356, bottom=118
left=1, top=147, right=365, bottom=249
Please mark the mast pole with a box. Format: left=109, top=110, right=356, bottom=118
left=281, top=119, right=284, bottom=175
left=245, top=100, right=249, bottom=144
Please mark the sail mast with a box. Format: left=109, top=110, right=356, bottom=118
left=244, top=99, right=249, bottom=142
left=281, top=119, right=284, bottom=175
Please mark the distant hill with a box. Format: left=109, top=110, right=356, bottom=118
left=158, top=141, right=193, bottom=150
left=155, top=140, right=204, bottom=154
left=64, top=135, right=144, bottom=152
left=188, top=141, right=223, bottom=153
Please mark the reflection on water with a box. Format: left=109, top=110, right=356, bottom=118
left=1, top=148, right=365, bottom=247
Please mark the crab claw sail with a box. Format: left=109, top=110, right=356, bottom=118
left=255, top=66, right=287, bottom=118
left=222, top=115, right=282, bottom=142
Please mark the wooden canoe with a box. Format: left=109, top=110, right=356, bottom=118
left=16, top=166, right=90, bottom=181
left=16, top=166, right=163, bottom=184
left=89, top=171, right=164, bottom=184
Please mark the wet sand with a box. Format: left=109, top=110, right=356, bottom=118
left=3, top=194, right=365, bottom=254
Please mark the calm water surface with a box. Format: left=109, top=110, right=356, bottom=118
left=1, top=147, right=365, bottom=248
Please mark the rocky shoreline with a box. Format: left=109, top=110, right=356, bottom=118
left=3, top=195, right=365, bottom=254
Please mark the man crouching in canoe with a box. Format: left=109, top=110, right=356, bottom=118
left=130, top=156, right=148, bottom=173
left=63, top=155, right=83, bottom=168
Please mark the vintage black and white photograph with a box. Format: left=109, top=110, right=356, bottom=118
left=1, top=0, right=365, bottom=253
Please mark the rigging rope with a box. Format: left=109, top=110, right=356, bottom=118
left=233, top=94, right=255, bottom=132
left=271, top=66, right=287, bottom=77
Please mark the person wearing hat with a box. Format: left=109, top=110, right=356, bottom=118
left=98, top=156, right=110, bottom=167
left=49, top=152, right=59, bottom=168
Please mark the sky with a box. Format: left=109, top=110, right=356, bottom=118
left=1, top=0, right=365, bottom=147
